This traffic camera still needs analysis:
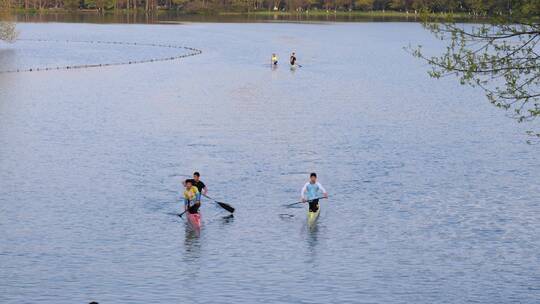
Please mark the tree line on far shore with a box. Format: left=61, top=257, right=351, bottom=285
left=0, top=0, right=527, bottom=15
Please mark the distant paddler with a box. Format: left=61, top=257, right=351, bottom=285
left=271, top=53, right=278, bottom=65
left=301, top=172, right=328, bottom=212
left=290, top=52, right=297, bottom=66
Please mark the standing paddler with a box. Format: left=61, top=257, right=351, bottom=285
left=182, top=171, right=208, bottom=213
left=271, top=53, right=278, bottom=65
left=181, top=171, right=235, bottom=215
left=191, top=171, right=208, bottom=196
left=301, top=172, right=328, bottom=212
left=290, top=52, right=297, bottom=66
left=184, top=179, right=201, bottom=214
left=183, top=171, right=207, bottom=195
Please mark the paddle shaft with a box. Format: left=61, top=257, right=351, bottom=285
left=178, top=199, right=198, bottom=218
left=287, top=196, right=327, bottom=207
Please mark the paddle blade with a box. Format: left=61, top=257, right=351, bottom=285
left=216, top=201, right=235, bottom=213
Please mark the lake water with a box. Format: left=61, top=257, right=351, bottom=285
left=0, top=22, right=539, bottom=304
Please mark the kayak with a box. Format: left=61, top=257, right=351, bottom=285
left=307, top=206, right=320, bottom=226
left=187, top=212, right=201, bottom=230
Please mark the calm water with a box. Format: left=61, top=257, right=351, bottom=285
left=0, top=22, right=539, bottom=303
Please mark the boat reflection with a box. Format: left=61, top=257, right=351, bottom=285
left=307, top=223, right=319, bottom=245
left=183, top=223, right=201, bottom=261
left=304, top=206, right=323, bottom=264
left=304, top=223, right=320, bottom=264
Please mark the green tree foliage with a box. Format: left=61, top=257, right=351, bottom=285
left=411, top=1, right=540, bottom=138
left=0, top=21, right=17, bottom=42
left=63, top=0, right=80, bottom=10
left=3, top=0, right=528, bottom=12
left=0, top=0, right=17, bottom=43
left=372, top=0, right=388, bottom=10
left=389, top=0, right=406, bottom=10
left=355, top=0, right=373, bottom=11
left=172, top=0, right=190, bottom=9
left=85, top=0, right=114, bottom=10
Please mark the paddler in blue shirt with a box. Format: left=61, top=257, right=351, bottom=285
left=300, top=172, right=328, bottom=212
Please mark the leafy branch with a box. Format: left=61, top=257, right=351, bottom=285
left=408, top=8, right=540, bottom=139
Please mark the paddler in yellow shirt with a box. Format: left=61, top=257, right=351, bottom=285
left=184, top=179, right=201, bottom=214
left=271, top=53, right=278, bottom=65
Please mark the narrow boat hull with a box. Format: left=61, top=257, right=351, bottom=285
left=307, top=207, right=320, bottom=226
left=187, top=212, right=201, bottom=230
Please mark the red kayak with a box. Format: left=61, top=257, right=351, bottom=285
left=187, top=212, right=201, bottom=230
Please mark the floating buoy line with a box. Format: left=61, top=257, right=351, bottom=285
left=0, top=39, right=202, bottom=74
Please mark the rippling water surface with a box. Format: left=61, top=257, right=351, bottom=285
left=0, top=23, right=539, bottom=304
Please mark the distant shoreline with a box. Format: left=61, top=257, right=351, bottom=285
left=11, top=9, right=478, bottom=21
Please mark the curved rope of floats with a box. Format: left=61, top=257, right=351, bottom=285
left=0, top=39, right=202, bottom=74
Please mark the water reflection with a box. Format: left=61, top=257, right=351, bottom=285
left=2, top=22, right=539, bottom=304
left=0, top=49, right=16, bottom=69
left=183, top=223, right=201, bottom=260
left=13, top=11, right=424, bottom=24
left=305, top=220, right=320, bottom=264
left=218, top=214, right=235, bottom=226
